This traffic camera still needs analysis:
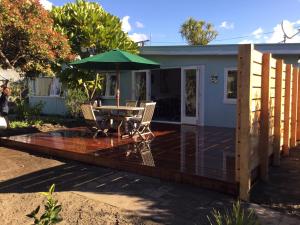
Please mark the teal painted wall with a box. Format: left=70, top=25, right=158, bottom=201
left=141, top=54, right=238, bottom=127
left=273, top=55, right=299, bottom=65
left=139, top=54, right=299, bottom=128
left=101, top=71, right=132, bottom=105
left=29, top=96, right=68, bottom=116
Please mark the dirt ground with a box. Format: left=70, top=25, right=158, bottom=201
left=0, top=148, right=151, bottom=225
left=0, top=192, right=146, bottom=225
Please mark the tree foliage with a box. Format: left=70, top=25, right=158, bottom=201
left=180, top=18, right=218, bottom=45
left=51, top=0, right=138, bottom=57
left=0, top=0, right=73, bottom=76
left=51, top=0, right=139, bottom=100
left=59, top=67, right=105, bottom=101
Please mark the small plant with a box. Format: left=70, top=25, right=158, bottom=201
left=207, top=201, right=259, bottom=225
left=27, top=184, right=62, bottom=225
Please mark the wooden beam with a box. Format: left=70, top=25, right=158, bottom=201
left=259, top=53, right=270, bottom=180
left=236, top=44, right=253, bottom=201
left=283, top=64, right=292, bottom=156
left=273, top=60, right=283, bottom=166
left=297, top=68, right=300, bottom=141
left=290, top=67, right=298, bottom=147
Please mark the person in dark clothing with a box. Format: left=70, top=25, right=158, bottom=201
left=0, top=86, right=10, bottom=128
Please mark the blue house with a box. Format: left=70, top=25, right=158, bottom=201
left=102, top=43, right=300, bottom=127
left=29, top=43, right=300, bottom=128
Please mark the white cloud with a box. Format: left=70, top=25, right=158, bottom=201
left=135, top=21, right=144, bottom=28
left=220, top=21, right=234, bottom=29
left=39, top=0, right=53, bottom=11
left=252, top=27, right=264, bottom=39
left=121, top=16, right=148, bottom=42
left=239, top=39, right=254, bottom=44
left=237, top=19, right=300, bottom=44
left=121, top=16, right=132, bottom=33
left=129, top=33, right=148, bottom=42
left=266, top=20, right=300, bottom=43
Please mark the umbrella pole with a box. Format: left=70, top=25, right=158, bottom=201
left=116, top=64, right=120, bottom=107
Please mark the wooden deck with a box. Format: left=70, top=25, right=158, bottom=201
left=0, top=124, right=238, bottom=195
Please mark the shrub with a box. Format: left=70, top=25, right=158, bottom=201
left=9, top=120, right=43, bottom=129
left=26, top=184, right=62, bottom=225
left=15, top=99, right=44, bottom=120
left=65, top=88, right=88, bottom=118
left=207, top=201, right=259, bottom=225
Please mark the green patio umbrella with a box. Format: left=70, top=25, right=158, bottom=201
left=70, top=49, right=160, bottom=106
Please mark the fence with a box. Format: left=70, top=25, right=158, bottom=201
left=236, top=44, right=300, bottom=200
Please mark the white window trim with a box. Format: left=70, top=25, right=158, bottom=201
left=223, top=67, right=237, bottom=104
left=104, top=72, right=117, bottom=98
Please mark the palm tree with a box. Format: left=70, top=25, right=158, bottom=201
left=180, top=18, right=218, bottom=45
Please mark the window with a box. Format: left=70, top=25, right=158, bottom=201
left=224, top=68, right=237, bottom=104
left=105, top=73, right=116, bottom=97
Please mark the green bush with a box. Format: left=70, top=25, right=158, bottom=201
left=208, top=201, right=259, bottom=225
left=15, top=99, right=44, bottom=120
left=65, top=88, right=88, bottom=118
left=9, top=120, right=43, bottom=129
left=27, top=184, right=62, bottom=225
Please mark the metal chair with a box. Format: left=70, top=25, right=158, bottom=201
left=81, top=104, right=108, bottom=138
left=129, top=102, right=156, bottom=139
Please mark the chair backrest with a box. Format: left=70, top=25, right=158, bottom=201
left=141, top=102, right=156, bottom=125
left=81, top=104, right=96, bottom=121
left=138, top=101, right=152, bottom=117
left=126, top=100, right=138, bottom=107
left=139, top=100, right=152, bottom=106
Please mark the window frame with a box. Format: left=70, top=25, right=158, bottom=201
left=223, top=67, right=237, bottom=104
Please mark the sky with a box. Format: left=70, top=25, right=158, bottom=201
left=40, top=0, right=300, bottom=46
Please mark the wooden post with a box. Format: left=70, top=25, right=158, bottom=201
left=236, top=44, right=253, bottom=201
left=297, top=68, right=300, bottom=141
left=259, top=53, right=270, bottom=180
left=283, top=64, right=292, bottom=156
left=290, top=67, right=298, bottom=147
left=273, top=60, right=283, bottom=166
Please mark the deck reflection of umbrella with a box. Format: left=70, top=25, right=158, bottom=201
left=70, top=49, right=160, bottom=106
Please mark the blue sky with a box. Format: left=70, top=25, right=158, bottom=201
left=44, top=0, right=300, bottom=45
